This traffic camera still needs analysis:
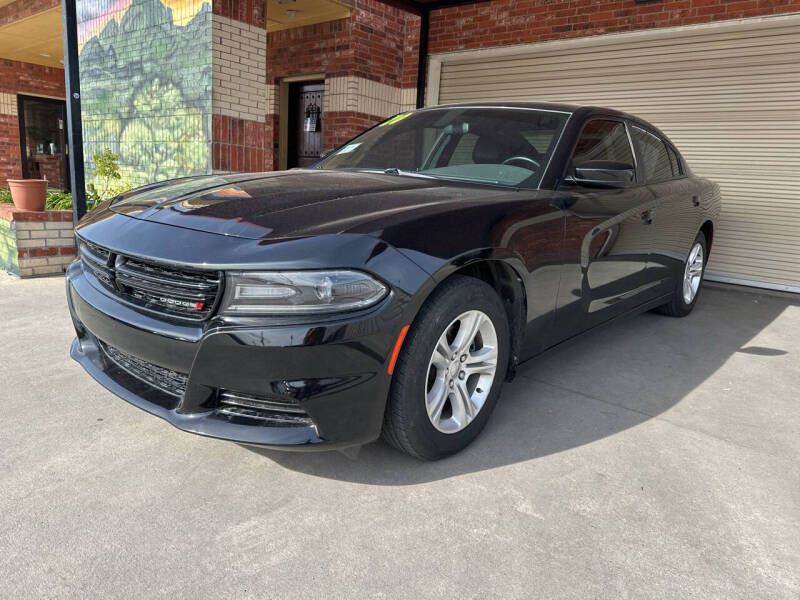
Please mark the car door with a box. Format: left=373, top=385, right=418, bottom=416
left=629, top=124, right=704, bottom=298
left=553, top=118, right=657, bottom=340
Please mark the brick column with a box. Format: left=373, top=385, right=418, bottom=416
left=0, top=205, right=75, bottom=277
left=211, top=2, right=269, bottom=172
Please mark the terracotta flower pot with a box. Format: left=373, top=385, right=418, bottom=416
left=7, top=179, right=48, bottom=211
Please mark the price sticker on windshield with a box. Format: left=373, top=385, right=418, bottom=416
left=338, top=143, right=361, bottom=154
left=379, top=112, right=411, bottom=127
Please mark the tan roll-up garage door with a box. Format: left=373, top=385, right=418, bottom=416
left=429, top=14, right=800, bottom=292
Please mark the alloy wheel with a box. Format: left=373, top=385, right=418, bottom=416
left=683, top=242, right=704, bottom=304
left=425, top=310, right=498, bottom=434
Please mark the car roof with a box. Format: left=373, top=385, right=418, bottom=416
left=418, top=101, right=582, bottom=114
left=417, top=102, right=672, bottom=144
left=420, top=101, right=638, bottom=119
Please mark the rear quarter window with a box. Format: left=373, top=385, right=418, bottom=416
left=666, top=144, right=683, bottom=176
left=631, top=125, right=674, bottom=182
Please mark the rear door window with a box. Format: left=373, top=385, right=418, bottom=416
left=631, top=125, right=674, bottom=182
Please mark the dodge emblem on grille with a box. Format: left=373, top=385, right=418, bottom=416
left=158, top=297, right=204, bottom=310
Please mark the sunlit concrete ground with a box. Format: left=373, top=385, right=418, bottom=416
left=1, top=271, right=798, bottom=599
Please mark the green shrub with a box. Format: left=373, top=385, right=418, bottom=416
left=0, top=188, right=12, bottom=203
left=46, top=190, right=73, bottom=210
left=87, top=147, right=131, bottom=206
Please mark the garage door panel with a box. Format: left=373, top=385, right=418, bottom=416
left=441, top=36, right=800, bottom=74
left=441, top=56, right=799, bottom=90
left=441, top=69, right=796, bottom=90
left=434, top=15, right=800, bottom=290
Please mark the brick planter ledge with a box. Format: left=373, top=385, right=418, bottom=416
left=0, top=204, right=75, bottom=277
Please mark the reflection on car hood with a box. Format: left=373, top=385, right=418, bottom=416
left=108, top=169, right=525, bottom=240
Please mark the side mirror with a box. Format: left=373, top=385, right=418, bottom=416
left=564, top=160, right=635, bottom=189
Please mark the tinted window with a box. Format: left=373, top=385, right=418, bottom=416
left=318, top=107, right=570, bottom=189
left=631, top=126, right=673, bottom=182
left=666, top=144, right=682, bottom=176
left=570, top=119, right=634, bottom=169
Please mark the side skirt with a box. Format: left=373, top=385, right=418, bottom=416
left=515, top=292, right=674, bottom=370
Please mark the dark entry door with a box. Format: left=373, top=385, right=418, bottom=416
left=17, top=95, right=69, bottom=190
left=288, top=82, right=324, bottom=168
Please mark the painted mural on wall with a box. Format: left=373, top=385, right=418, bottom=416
left=77, top=0, right=212, bottom=189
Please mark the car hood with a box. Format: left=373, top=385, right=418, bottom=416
left=108, top=170, right=529, bottom=240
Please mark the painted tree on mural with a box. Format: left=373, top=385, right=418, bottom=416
left=120, top=79, right=206, bottom=182
left=78, top=0, right=212, bottom=188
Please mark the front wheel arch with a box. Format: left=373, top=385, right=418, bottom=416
left=445, top=260, right=526, bottom=380
left=382, top=274, right=512, bottom=459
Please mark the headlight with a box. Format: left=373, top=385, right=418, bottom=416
left=219, top=270, right=389, bottom=315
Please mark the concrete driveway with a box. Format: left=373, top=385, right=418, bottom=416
left=1, top=272, right=798, bottom=599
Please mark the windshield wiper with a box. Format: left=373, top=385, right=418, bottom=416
left=382, top=168, right=436, bottom=179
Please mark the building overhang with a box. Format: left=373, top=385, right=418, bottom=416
left=0, top=1, right=63, bottom=69
left=266, top=0, right=351, bottom=32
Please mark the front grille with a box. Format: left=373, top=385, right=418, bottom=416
left=101, top=342, right=188, bottom=397
left=216, top=390, right=314, bottom=427
left=80, top=240, right=222, bottom=321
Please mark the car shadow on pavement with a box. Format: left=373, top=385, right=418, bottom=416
left=243, top=286, right=796, bottom=485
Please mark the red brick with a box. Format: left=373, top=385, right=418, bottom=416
left=26, top=247, right=59, bottom=257
left=48, top=210, right=71, bottom=221
left=11, top=211, right=49, bottom=221
left=0, top=0, right=58, bottom=27
left=0, top=58, right=65, bottom=185
left=427, top=0, right=798, bottom=53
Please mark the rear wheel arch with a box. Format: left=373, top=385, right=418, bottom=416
left=700, top=220, right=714, bottom=257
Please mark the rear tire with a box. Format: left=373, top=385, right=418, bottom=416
left=382, top=275, right=510, bottom=460
left=654, top=232, right=707, bottom=317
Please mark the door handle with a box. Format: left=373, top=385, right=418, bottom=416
left=641, top=209, right=653, bottom=225
left=691, top=195, right=700, bottom=207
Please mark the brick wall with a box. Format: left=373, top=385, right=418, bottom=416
left=428, top=0, right=800, bottom=53
left=213, top=114, right=267, bottom=172
left=212, top=0, right=265, bottom=27
left=0, top=204, right=75, bottom=277
left=0, top=0, right=58, bottom=27
left=266, top=0, right=420, bottom=90
left=264, top=0, right=420, bottom=169
left=0, top=59, right=66, bottom=186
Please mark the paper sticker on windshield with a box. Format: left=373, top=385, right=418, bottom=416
left=379, top=112, right=411, bottom=127
left=338, top=143, right=361, bottom=154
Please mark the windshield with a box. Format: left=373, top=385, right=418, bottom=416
left=316, top=107, right=571, bottom=189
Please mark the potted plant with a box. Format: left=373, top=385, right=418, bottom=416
left=7, top=179, right=48, bottom=211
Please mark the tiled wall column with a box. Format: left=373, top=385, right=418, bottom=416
left=211, top=10, right=269, bottom=172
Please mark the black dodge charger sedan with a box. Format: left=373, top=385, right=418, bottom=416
left=68, top=103, right=721, bottom=460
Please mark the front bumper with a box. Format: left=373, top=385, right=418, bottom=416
left=66, top=260, right=404, bottom=450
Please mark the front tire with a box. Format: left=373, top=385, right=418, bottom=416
left=655, top=232, right=707, bottom=317
left=382, top=275, right=510, bottom=460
